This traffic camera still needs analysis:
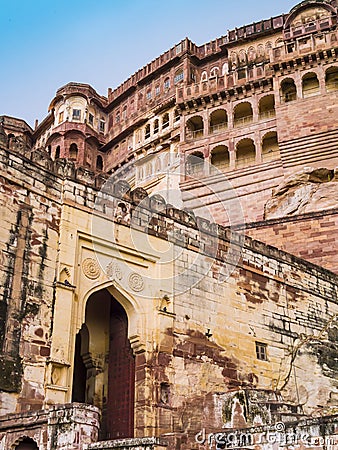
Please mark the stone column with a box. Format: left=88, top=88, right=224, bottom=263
left=229, top=139, right=236, bottom=170
left=255, top=130, right=262, bottom=164
left=45, top=283, right=75, bottom=405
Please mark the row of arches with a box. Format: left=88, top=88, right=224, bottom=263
left=229, top=41, right=273, bottom=68
left=198, top=41, right=276, bottom=83
left=112, top=69, right=179, bottom=126
left=142, top=109, right=180, bottom=143
left=47, top=143, right=104, bottom=171
left=186, top=131, right=279, bottom=175
left=281, top=66, right=338, bottom=102
left=136, top=151, right=179, bottom=183
left=185, top=95, right=275, bottom=138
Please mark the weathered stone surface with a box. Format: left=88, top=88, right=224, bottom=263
left=265, top=167, right=338, bottom=219
left=0, top=404, right=100, bottom=450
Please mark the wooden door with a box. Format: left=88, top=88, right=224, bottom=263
left=106, top=299, right=135, bottom=439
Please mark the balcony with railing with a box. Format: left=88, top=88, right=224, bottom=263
left=234, top=115, right=253, bottom=128
left=186, top=129, right=204, bottom=140
left=280, top=92, right=297, bottom=103
left=176, top=67, right=272, bottom=104
left=326, top=80, right=338, bottom=92
left=259, top=110, right=276, bottom=121
left=283, top=16, right=336, bottom=41
left=210, top=122, right=228, bottom=134
left=302, top=86, right=320, bottom=98
left=272, top=29, right=338, bottom=63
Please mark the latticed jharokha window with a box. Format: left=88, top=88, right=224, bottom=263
left=255, top=342, right=267, bottom=361
left=72, top=109, right=81, bottom=120
left=99, top=118, right=105, bottom=133
left=174, top=70, right=184, bottom=84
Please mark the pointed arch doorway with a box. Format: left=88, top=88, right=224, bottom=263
left=15, top=438, right=39, bottom=450
left=72, top=288, right=135, bottom=440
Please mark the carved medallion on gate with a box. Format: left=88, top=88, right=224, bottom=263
left=128, top=272, right=144, bottom=292
left=82, top=257, right=101, bottom=279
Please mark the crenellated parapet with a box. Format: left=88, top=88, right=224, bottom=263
left=0, top=140, right=336, bottom=292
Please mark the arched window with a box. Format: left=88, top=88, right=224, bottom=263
left=265, top=41, right=273, bottom=57
left=210, top=67, right=219, bottom=78
left=174, top=69, right=184, bottom=84
left=146, top=89, right=152, bottom=100
left=72, top=108, right=81, bottom=121
left=122, top=106, right=127, bottom=120
left=99, top=117, right=105, bottom=133
left=302, top=72, right=319, bottom=97
left=186, top=115, right=204, bottom=139
left=239, top=50, right=247, bottom=65
left=201, top=71, right=208, bottom=82
left=262, top=131, right=280, bottom=162
left=145, top=124, right=151, bottom=139
left=58, top=111, right=64, bottom=124
left=257, top=44, right=265, bottom=60
left=96, top=155, right=103, bottom=171
left=259, top=95, right=275, bottom=120
left=222, top=63, right=229, bottom=76
left=69, top=143, right=78, bottom=160
left=162, top=113, right=170, bottom=129
left=325, top=66, right=338, bottom=92
left=247, top=47, right=256, bottom=62
left=211, top=145, right=230, bottom=172
left=154, top=119, right=159, bottom=134
left=210, top=109, right=228, bottom=133
left=186, top=151, right=204, bottom=176
left=281, top=78, right=297, bottom=102
left=236, top=138, right=256, bottom=168
left=230, top=52, right=238, bottom=70
left=164, top=77, right=170, bottom=90
left=234, top=102, right=253, bottom=127
left=55, top=145, right=60, bottom=159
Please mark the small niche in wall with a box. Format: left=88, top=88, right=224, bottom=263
left=160, top=382, right=170, bottom=404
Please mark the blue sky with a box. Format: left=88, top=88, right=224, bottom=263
left=0, top=0, right=297, bottom=127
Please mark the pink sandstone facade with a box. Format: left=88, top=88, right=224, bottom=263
left=0, top=1, right=338, bottom=449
